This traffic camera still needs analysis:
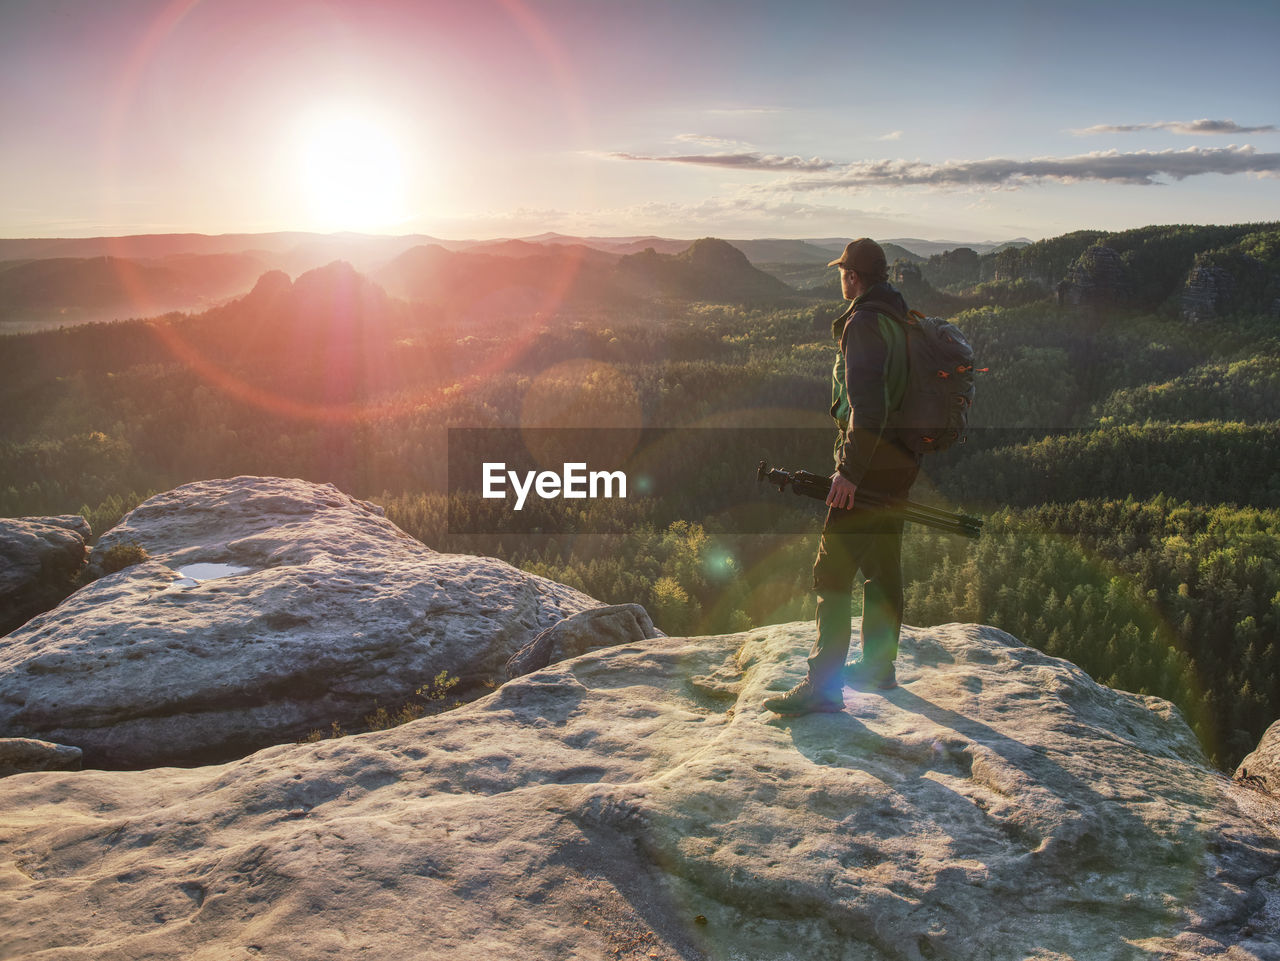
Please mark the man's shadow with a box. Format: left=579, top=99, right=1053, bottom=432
left=775, top=681, right=1214, bottom=881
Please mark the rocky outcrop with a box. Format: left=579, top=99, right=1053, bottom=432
left=1, top=477, right=600, bottom=767
left=83, top=475, right=398, bottom=580
left=506, top=603, right=660, bottom=678
left=0, top=737, right=81, bottom=777
left=1059, top=244, right=1132, bottom=308
left=1237, top=719, right=1280, bottom=793
left=888, top=260, right=966, bottom=316
left=0, top=514, right=91, bottom=635
left=1, top=622, right=1278, bottom=960
left=891, top=259, right=922, bottom=286
left=241, top=267, right=292, bottom=310
left=615, top=238, right=795, bottom=303
left=1180, top=253, right=1275, bottom=323
left=1181, top=264, right=1236, bottom=322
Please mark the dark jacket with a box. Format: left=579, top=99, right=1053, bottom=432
left=830, top=282, right=915, bottom=486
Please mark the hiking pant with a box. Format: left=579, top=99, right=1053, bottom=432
left=808, top=458, right=917, bottom=693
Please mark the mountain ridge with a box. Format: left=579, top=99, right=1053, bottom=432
left=4, top=224, right=1277, bottom=331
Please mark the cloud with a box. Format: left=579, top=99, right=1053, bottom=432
left=612, top=143, right=1280, bottom=189
left=615, top=195, right=866, bottom=223
left=874, top=131, right=904, bottom=142
left=578, top=195, right=868, bottom=229
left=607, top=150, right=838, bottom=172
left=673, top=133, right=756, bottom=151
left=769, top=146, right=1280, bottom=191
left=1073, top=119, right=1279, bottom=136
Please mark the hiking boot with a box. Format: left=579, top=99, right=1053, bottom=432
left=844, top=659, right=897, bottom=690
left=763, top=680, right=843, bottom=716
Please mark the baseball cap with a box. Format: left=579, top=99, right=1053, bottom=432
left=827, top=238, right=887, bottom=275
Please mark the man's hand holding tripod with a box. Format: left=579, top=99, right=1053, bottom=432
left=827, top=472, right=857, bottom=510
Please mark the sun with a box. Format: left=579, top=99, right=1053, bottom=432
left=296, top=104, right=408, bottom=232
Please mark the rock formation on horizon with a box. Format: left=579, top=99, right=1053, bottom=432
left=1181, top=263, right=1239, bottom=323
left=615, top=238, right=796, bottom=303
left=1058, top=245, right=1133, bottom=308
left=3, top=618, right=1280, bottom=960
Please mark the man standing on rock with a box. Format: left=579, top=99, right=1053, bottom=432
left=765, top=238, right=921, bottom=715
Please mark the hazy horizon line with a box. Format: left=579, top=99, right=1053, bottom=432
left=0, top=225, right=1079, bottom=246
left=4, top=218, right=1273, bottom=247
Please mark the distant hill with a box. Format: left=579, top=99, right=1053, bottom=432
left=725, top=239, right=843, bottom=265
left=372, top=243, right=620, bottom=312
left=964, top=222, right=1280, bottom=315
left=756, top=242, right=922, bottom=293
left=199, top=260, right=399, bottom=338
left=525, top=233, right=693, bottom=257
left=374, top=238, right=797, bottom=308
left=0, top=252, right=269, bottom=329
left=803, top=238, right=851, bottom=253
left=535, top=236, right=934, bottom=268
left=0, top=233, right=313, bottom=262
left=782, top=237, right=1024, bottom=260
left=0, top=231, right=1027, bottom=282
left=7, top=226, right=1274, bottom=326
left=372, top=244, right=468, bottom=302
left=614, top=238, right=796, bottom=303
left=888, top=237, right=1033, bottom=258
left=0, top=233, right=468, bottom=287
left=468, top=239, right=558, bottom=259
left=0, top=232, right=449, bottom=264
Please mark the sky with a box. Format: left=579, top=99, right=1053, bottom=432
left=2, top=0, right=1279, bottom=243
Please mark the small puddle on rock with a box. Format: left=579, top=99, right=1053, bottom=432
left=172, top=563, right=252, bottom=588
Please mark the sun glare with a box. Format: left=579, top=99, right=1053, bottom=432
left=296, top=104, right=408, bottom=232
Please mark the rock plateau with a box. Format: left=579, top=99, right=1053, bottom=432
left=2, top=622, right=1280, bottom=959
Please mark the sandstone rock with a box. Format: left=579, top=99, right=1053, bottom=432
left=2, top=622, right=1278, bottom=960
left=1181, top=263, right=1235, bottom=322
left=0, top=737, right=81, bottom=777
left=506, top=603, right=661, bottom=678
left=83, top=475, right=398, bottom=580
left=1237, top=719, right=1280, bottom=793
left=0, top=514, right=91, bottom=635
left=1060, top=244, right=1132, bottom=308
left=891, top=260, right=922, bottom=286
left=1, top=477, right=599, bottom=767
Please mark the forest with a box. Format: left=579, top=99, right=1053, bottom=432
left=1, top=222, right=1278, bottom=769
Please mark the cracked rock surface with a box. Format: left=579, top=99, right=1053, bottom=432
left=3, top=621, right=1279, bottom=960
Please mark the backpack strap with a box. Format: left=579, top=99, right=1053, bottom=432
left=851, top=298, right=908, bottom=325
left=835, top=299, right=908, bottom=341
left=831, top=304, right=855, bottom=340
